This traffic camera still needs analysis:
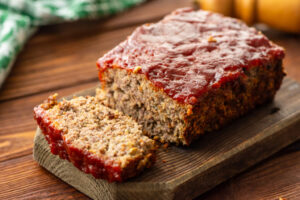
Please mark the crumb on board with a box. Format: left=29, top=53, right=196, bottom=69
left=208, top=35, right=217, bottom=42
left=133, top=66, right=142, bottom=73
left=279, top=197, right=287, bottom=200
left=163, top=143, right=169, bottom=149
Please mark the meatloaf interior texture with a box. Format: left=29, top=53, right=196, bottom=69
left=96, top=8, right=285, bottom=145
left=96, top=60, right=284, bottom=145
left=34, top=94, right=156, bottom=182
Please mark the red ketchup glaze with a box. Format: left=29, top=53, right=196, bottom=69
left=97, top=8, right=284, bottom=105
left=34, top=107, right=123, bottom=182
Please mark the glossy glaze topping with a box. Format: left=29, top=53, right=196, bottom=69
left=97, top=8, right=284, bottom=105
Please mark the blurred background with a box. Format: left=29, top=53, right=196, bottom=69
left=0, top=0, right=299, bottom=199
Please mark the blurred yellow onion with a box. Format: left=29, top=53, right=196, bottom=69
left=196, top=0, right=300, bottom=33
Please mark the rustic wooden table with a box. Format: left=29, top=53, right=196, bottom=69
left=0, top=0, right=299, bottom=199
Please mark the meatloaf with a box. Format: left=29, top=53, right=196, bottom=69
left=34, top=94, right=156, bottom=182
left=96, top=8, right=285, bottom=145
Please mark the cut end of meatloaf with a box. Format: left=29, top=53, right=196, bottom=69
left=34, top=94, right=156, bottom=182
left=96, top=8, right=285, bottom=145
left=96, top=60, right=284, bottom=145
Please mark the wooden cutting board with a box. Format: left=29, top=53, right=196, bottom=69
left=33, top=78, right=300, bottom=200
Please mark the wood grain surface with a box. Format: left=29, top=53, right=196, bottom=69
left=0, top=0, right=299, bottom=199
left=33, top=78, right=300, bottom=200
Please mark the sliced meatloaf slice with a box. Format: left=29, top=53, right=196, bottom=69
left=34, top=94, right=156, bottom=182
left=96, top=8, right=285, bottom=145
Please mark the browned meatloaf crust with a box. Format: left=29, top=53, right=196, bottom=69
left=34, top=94, right=156, bottom=182
left=96, top=8, right=285, bottom=145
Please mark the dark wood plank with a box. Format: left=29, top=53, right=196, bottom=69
left=0, top=131, right=35, bottom=162
left=0, top=155, right=89, bottom=200
left=0, top=0, right=191, bottom=102
left=0, top=81, right=98, bottom=137
left=198, top=143, right=300, bottom=200
left=95, top=0, right=192, bottom=30
left=33, top=78, right=300, bottom=200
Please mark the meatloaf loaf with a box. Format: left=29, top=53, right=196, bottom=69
left=34, top=94, right=156, bottom=182
left=96, top=8, right=285, bottom=145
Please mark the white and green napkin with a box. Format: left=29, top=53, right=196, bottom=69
left=0, top=0, right=144, bottom=88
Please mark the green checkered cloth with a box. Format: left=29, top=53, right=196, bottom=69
left=0, top=0, right=144, bottom=88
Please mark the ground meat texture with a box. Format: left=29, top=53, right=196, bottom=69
left=96, top=60, right=284, bottom=145
left=96, top=8, right=285, bottom=145
left=34, top=94, right=156, bottom=182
